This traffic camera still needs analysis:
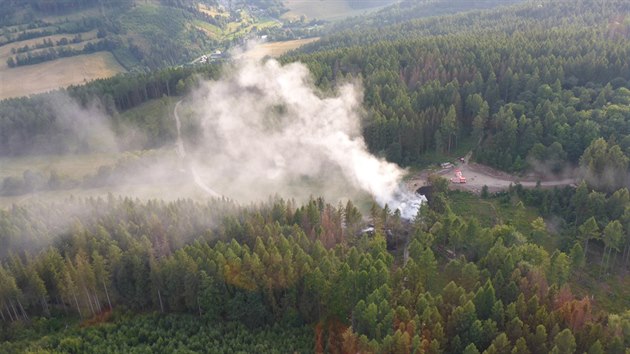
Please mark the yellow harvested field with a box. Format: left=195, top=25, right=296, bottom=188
left=240, top=37, right=319, bottom=61
left=0, top=52, right=125, bottom=99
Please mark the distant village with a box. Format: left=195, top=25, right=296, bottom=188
left=195, top=49, right=224, bottom=64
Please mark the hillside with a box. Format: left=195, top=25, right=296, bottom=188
left=282, top=0, right=398, bottom=21
left=1, top=0, right=630, bottom=353
left=0, top=0, right=315, bottom=99
left=0, top=0, right=533, bottom=100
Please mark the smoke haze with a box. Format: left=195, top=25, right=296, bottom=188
left=185, top=59, right=423, bottom=218
left=47, top=93, right=119, bottom=154
left=1, top=59, right=424, bottom=220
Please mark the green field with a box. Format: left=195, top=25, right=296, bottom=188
left=194, top=14, right=281, bottom=42
left=0, top=96, right=178, bottom=182
left=0, top=147, right=196, bottom=209
left=0, top=153, right=119, bottom=181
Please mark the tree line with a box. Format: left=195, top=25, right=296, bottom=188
left=1, top=17, right=105, bottom=46
left=6, top=38, right=118, bottom=68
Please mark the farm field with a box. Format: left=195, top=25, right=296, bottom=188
left=197, top=3, right=229, bottom=18
left=0, top=52, right=125, bottom=99
left=282, top=0, right=396, bottom=21
left=0, top=153, right=120, bottom=181
left=239, top=37, right=320, bottom=60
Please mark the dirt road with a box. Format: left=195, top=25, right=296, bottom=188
left=173, top=100, right=221, bottom=198
left=407, top=161, right=578, bottom=195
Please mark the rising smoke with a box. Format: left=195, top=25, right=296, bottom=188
left=1, top=59, right=425, bottom=220
left=185, top=59, right=425, bottom=219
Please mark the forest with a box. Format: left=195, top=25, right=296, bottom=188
left=1, top=180, right=630, bottom=352
left=1, top=0, right=630, bottom=352
left=289, top=0, right=630, bottom=175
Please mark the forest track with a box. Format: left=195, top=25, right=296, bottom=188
left=407, top=161, right=578, bottom=195
left=173, top=100, right=221, bottom=198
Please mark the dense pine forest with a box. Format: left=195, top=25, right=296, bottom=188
left=1, top=183, right=630, bottom=352
left=2, top=0, right=630, bottom=352
left=290, top=0, right=630, bottom=175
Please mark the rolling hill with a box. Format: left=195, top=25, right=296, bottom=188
left=0, top=0, right=309, bottom=99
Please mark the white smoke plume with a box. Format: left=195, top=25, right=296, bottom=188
left=1, top=59, right=425, bottom=220
left=47, top=92, right=119, bottom=153
left=186, top=59, right=425, bottom=219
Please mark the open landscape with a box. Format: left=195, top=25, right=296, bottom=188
left=1, top=0, right=630, bottom=353
left=0, top=0, right=319, bottom=98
